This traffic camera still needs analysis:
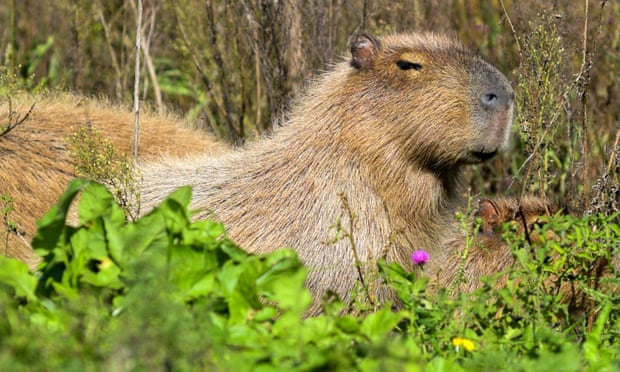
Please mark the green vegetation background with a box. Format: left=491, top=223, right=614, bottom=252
left=1, top=0, right=619, bottom=370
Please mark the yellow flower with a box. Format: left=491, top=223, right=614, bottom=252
left=452, top=337, right=476, bottom=352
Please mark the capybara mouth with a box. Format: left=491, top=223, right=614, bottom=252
left=471, top=149, right=498, bottom=161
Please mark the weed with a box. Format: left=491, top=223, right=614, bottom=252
left=67, top=126, right=141, bottom=220
left=1, top=193, right=25, bottom=256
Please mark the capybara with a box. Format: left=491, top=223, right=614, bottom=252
left=0, top=92, right=227, bottom=267
left=474, top=195, right=558, bottom=247
left=445, top=195, right=614, bottom=321
left=139, top=32, right=515, bottom=313
left=439, top=195, right=558, bottom=293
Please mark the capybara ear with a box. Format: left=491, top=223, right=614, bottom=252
left=350, top=34, right=381, bottom=70
left=476, top=198, right=500, bottom=233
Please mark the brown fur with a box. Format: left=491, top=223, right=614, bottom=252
left=139, top=32, right=515, bottom=314
left=446, top=195, right=614, bottom=321
left=439, top=195, right=558, bottom=293
left=475, top=195, right=558, bottom=247
left=0, top=92, right=226, bottom=267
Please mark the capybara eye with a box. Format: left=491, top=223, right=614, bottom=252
left=396, top=60, right=422, bottom=71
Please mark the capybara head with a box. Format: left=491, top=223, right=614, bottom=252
left=475, top=195, right=558, bottom=245
left=343, top=33, right=514, bottom=170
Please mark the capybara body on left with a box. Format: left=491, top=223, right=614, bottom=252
left=0, top=93, right=226, bottom=267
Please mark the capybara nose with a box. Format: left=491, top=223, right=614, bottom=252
left=480, top=81, right=515, bottom=111
left=480, top=91, right=500, bottom=110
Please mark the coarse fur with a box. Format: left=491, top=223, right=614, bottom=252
left=439, top=195, right=558, bottom=293
left=445, top=195, right=615, bottom=320
left=0, top=92, right=226, bottom=267
left=139, top=32, right=515, bottom=313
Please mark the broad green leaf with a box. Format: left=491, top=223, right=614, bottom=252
left=33, top=178, right=90, bottom=252
left=0, top=255, right=38, bottom=302
left=80, top=258, right=123, bottom=289
left=77, top=181, right=125, bottom=225
left=336, top=315, right=359, bottom=333
left=583, top=302, right=611, bottom=364
left=360, top=306, right=406, bottom=340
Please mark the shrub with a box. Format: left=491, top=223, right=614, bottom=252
left=0, top=181, right=618, bottom=370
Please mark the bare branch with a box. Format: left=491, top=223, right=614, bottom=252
left=0, top=99, right=34, bottom=137
left=97, top=5, right=123, bottom=100
left=141, top=5, right=162, bottom=113
left=131, top=0, right=143, bottom=160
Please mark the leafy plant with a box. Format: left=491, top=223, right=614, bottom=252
left=0, top=181, right=619, bottom=369
left=1, top=193, right=26, bottom=257
left=67, top=126, right=141, bottom=220
left=0, top=181, right=418, bottom=369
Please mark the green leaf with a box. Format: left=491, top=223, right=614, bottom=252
left=360, top=306, right=406, bottom=340
left=81, top=258, right=123, bottom=289
left=0, top=256, right=38, bottom=302
left=33, top=178, right=90, bottom=252
left=425, top=356, right=464, bottom=372
left=77, top=181, right=125, bottom=225
left=583, top=302, right=611, bottom=365
left=336, top=315, right=360, bottom=333
left=107, top=212, right=167, bottom=263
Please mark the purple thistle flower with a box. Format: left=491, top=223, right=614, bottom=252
left=411, top=250, right=429, bottom=265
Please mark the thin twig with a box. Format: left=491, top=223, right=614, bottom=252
left=498, top=0, right=521, bottom=55
left=339, top=193, right=376, bottom=308
left=580, top=0, right=591, bottom=207
left=1, top=100, right=34, bottom=137
left=97, top=6, right=123, bottom=100
left=6, top=0, right=16, bottom=76
left=360, top=0, right=369, bottom=31
left=132, top=0, right=143, bottom=160
left=607, top=129, right=620, bottom=175
left=205, top=0, right=239, bottom=140
left=577, top=0, right=608, bottom=208
left=141, top=5, right=162, bottom=113
left=517, top=204, right=533, bottom=247
left=174, top=5, right=228, bottom=133
left=254, top=22, right=262, bottom=135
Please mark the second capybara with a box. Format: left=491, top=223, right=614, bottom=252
left=443, top=195, right=614, bottom=321
left=439, top=195, right=558, bottom=293
left=139, top=32, right=515, bottom=313
left=0, top=92, right=227, bottom=267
